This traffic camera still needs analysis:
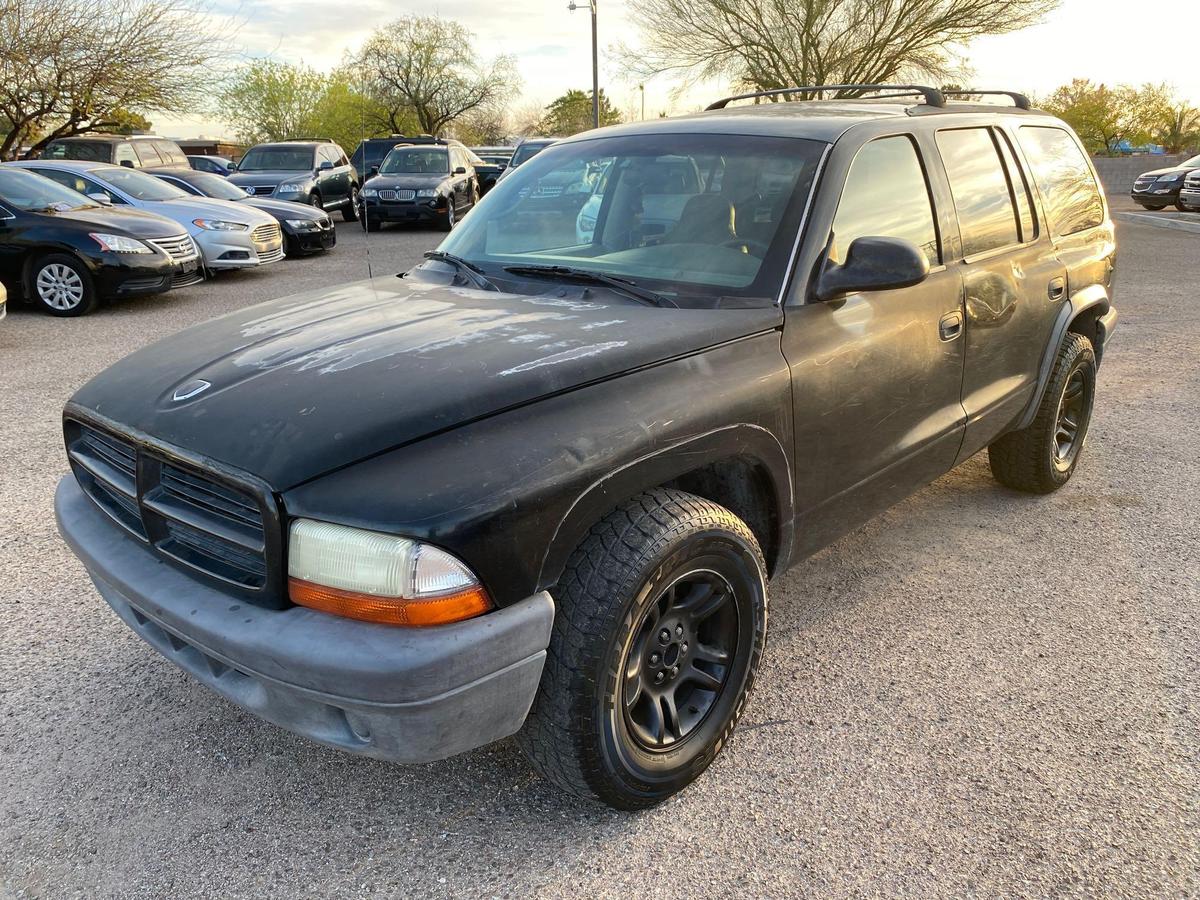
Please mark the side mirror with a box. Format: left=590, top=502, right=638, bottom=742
left=227, top=162, right=237, bottom=172
left=318, top=160, right=334, bottom=172
left=369, top=166, right=379, bottom=177
left=87, top=193, right=113, bottom=206
left=454, top=166, right=467, bottom=175
left=120, top=160, right=135, bottom=168
left=814, top=236, right=930, bottom=302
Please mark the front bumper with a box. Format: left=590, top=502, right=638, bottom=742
left=93, top=255, right=200, bottom=299
left=1177, top=188, right=1200, bottom=210
left=363, top=199, right=444, bottom=224
left=1131, top=186, right=1181, bottom=204
left=284, top=224, right=337, bottom=254
left=56, top=476, right=554, bottom=763
left=195, top=230, right=285, bottom=270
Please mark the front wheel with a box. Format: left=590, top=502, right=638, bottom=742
left=1139, top=203, right=1167, bottom=211
left=28, top=254, right=98, bottom=316
left=342, top=187, right=361, bottom=222
left=439, top=200, right=457, bottom=232
left=517, top=488, right=768, bottom=809
left=988, top=332, right=1097, bottom=493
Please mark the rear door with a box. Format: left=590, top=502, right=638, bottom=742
left=933, top=125, right=1067, bottom=461
left=784, top=133, right=968, bottom=553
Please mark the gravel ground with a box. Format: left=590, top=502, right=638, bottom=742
left=1, top=220, right=1197, bottom=898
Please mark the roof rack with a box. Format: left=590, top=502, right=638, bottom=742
left=283, top=137, right=334, bottom=143
left=706, top=84, right=946, bottom=111
left=940, top=89, right=1032, bottom=110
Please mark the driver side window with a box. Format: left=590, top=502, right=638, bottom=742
left=832, top=136, right=940, bottom=266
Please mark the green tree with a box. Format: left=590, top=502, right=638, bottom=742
left=540, top=89, right=622, bottom=135
left=621, top=0, right=1059, bottom=94
left=353, top=16, right=519, bottom=135
left=1041, top=79, right=1170, bottom=155
left=216, top=60, right=329, bottom=145
left=0, top=0, right=228, bottom=159
left=1156, top=102, right=1200, bottom=154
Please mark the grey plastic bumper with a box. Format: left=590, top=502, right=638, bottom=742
left=55, top=476, right=554, bottom=763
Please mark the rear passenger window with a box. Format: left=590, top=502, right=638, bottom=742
left=155, top=141, right=186, bottom=165
left=133, top=142, right=162, bottom=166
left=996, top=131, right=1037, bottom=242
left=1017, top=126, right=1105, bottom=237
left=832, top=135, right=940, bottom=267
left=113, top=144, right=138, bottom=167
left=936, top=128, right=1019, bottom=256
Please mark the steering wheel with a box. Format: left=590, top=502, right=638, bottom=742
left=721, top=238, right=770, bottom=257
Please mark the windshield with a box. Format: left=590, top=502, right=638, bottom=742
left=439, top=133, right=826, bottom=307
left=42, top=140, right=112, bottom=162
left=185, top=171, right=248, bottom=201
left=0, top=168, right=99, bottom=211
left=94, top=167, right=188, bottom=201
left=511, top=142, right=551, bottom=166
left=1182, top=154, right=1200, bottom=168
left=380, top=148, right=449, bottom=175
left=238, top=146, right=315, bottom=172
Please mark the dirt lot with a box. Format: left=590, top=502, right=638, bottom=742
left=1, top=220, right=1196, bottom=898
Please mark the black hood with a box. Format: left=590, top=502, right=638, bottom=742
left=40, top=205, right=187, bottom=239
left=241, top=197, right=327, bottom=219
left=365, top=173, right=449, bottom=191
left=1136, top=164, right=1198, bottom=178
left=68, top=277, right=781, bottom=489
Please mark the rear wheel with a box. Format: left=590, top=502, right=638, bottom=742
left=518, top=488, right=768, bottom=809
left=988, top=332, right=1096, bottom=494
left=28, top=254, right=97, bottom=316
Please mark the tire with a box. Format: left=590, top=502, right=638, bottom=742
left=342, top=187, right=360, bottom=222
left=308, top=193, right=323, bottom=210
left=988, top=332, right=1096, bottom=494
left=517, top=488, right=768, bottom=809
left=1139, top=203, right=1167, bottom=211
left=439, top=200, right=456, bottom=232
left=1175, top=201, right=1188, bottom=212
left=361, top=217, right=381, bottom=233
left=27, top=253, right=98, bottom=316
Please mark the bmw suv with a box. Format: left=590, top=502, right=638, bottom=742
left=229, top=140, right=360, bottom=222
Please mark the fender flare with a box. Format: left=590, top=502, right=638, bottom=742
left=536, top=424, right=795, bottom=592
left=1014, top=283, right=1110, bottom=431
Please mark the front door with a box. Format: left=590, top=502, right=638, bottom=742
left=783, top=134, right=968, bottom=554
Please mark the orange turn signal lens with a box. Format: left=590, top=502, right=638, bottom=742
left=288, top=577, right=492, bottom=627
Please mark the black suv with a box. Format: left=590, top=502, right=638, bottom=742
left=228, top=139, right=360, bottom=222
left=349, top=136, right=410, bottom=182
left=55, top=86, right=1117, bottom=809
left=41, top=134, right=189, bottom=170
left=360, top=138, right=479, bottom=231
left=1130, top=153, right=1200, bottom=210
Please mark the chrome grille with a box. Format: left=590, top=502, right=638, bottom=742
left=251, top=223, right=282, bottom=245
left=148, top=234, right=199, bottom=261
left=65, top=419, right=282, bottom=602
left=379, top=189, right=415, bottom=201
left=246, top=184, right=278, bottom=196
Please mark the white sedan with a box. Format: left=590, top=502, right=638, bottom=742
left=10, top=160, right=284, bottom=271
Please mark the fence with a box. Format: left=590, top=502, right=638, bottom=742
left=1091, top=155, right=1186, bottom=195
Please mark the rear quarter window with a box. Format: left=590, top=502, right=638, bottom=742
left=1017, top=126, right=1105, bottom=237
left=133, top=142, right=163, bottom=166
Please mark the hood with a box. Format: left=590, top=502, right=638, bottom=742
left=69, top=276, right=781, bottom=489
left=242, top=197, right=326, bottom=219
left=149, top=196, right=277, bottom=228
left=366, top=173, right=449, bottom=190
left=45, top=205, right=187, bottom=239
left=1136, top=165, right=1197, bottom=178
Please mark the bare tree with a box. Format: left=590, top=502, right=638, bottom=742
left=621, top=0, right=1059, bottom=95
left=353, top=16, right=518, bottom=136
left=0, top=0, right=229, bottom=159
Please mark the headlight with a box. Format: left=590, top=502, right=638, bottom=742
left=361, top=188, right=378, bottom=198
left=276, top=183, right=303, bottom=193
left=89, top=233, right=152, bottom=253
left=1157, top=174, right=1184, bottom=183
left=285, top=218, right=320, bottom=230
left=287, top=519, right=493, bottom=626
left=192, top=218, right=248, bottom=231
left=416, top=188, right=438, bottom=198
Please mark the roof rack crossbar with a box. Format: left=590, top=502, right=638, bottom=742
left=706, top=84, right=946, bottom=111
left=939, top=89, right=1032, bottom=110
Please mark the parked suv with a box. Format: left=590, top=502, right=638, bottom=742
left=360, top=138, right=480, bottom=231
left=1176, top=168, right=1200, bottom=211
left=228, top=139, right=360, bottom=221
left=349, top=136, right=410, bottom=182
left=41, top=134, right=189, bottom=170
left=1130, top=153, right=1200, bottom=210
left=55, top=86, right=1117, bottom=809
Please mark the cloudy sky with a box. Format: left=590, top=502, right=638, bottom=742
left=161, top=0, right=1196, bottom=139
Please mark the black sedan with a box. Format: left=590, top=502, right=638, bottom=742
left=149, top=168, right=336, bottom=256
left=0, top=166, right=202, bottom=316
left=1130, top=154, right=1200, bottom=210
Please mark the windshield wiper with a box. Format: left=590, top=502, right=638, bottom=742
left=502, top=265, right=678, bottom=308
left=420, top=250, right=499, bottom=291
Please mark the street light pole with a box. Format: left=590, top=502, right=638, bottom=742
left=639, top=83, right=645, bottom=121
left=569, top=0, right=599, bottom=129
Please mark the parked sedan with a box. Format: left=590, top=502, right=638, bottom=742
left=1130, top=154, right=1200, bottom=210
left=11, top=160, right=284, bottom=272
left=0, top=167, right=201, bottom=316
left=150, top=168, right=336, bottom=256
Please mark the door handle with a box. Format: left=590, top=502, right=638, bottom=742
left=1048, top=277, right=1066, bottom=301
left=939, top=310, right=964, bottom=342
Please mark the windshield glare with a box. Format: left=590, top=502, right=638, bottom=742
left=380, top=148, right=449, bottom=175
left=188, top=172, right=248, bottom=201
left=238, top=147, right=314, bottom=172
left=95, top=167, right=188, bottom=201
left=511, top=142, right=551, bottom=166
left=1182, top=154, right=1200, bottom=168
left=438, top=133, right=826, bottom=306
left=43, top=141, right=111, bottom=162
left=0, top=168, right=99, bottom=211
